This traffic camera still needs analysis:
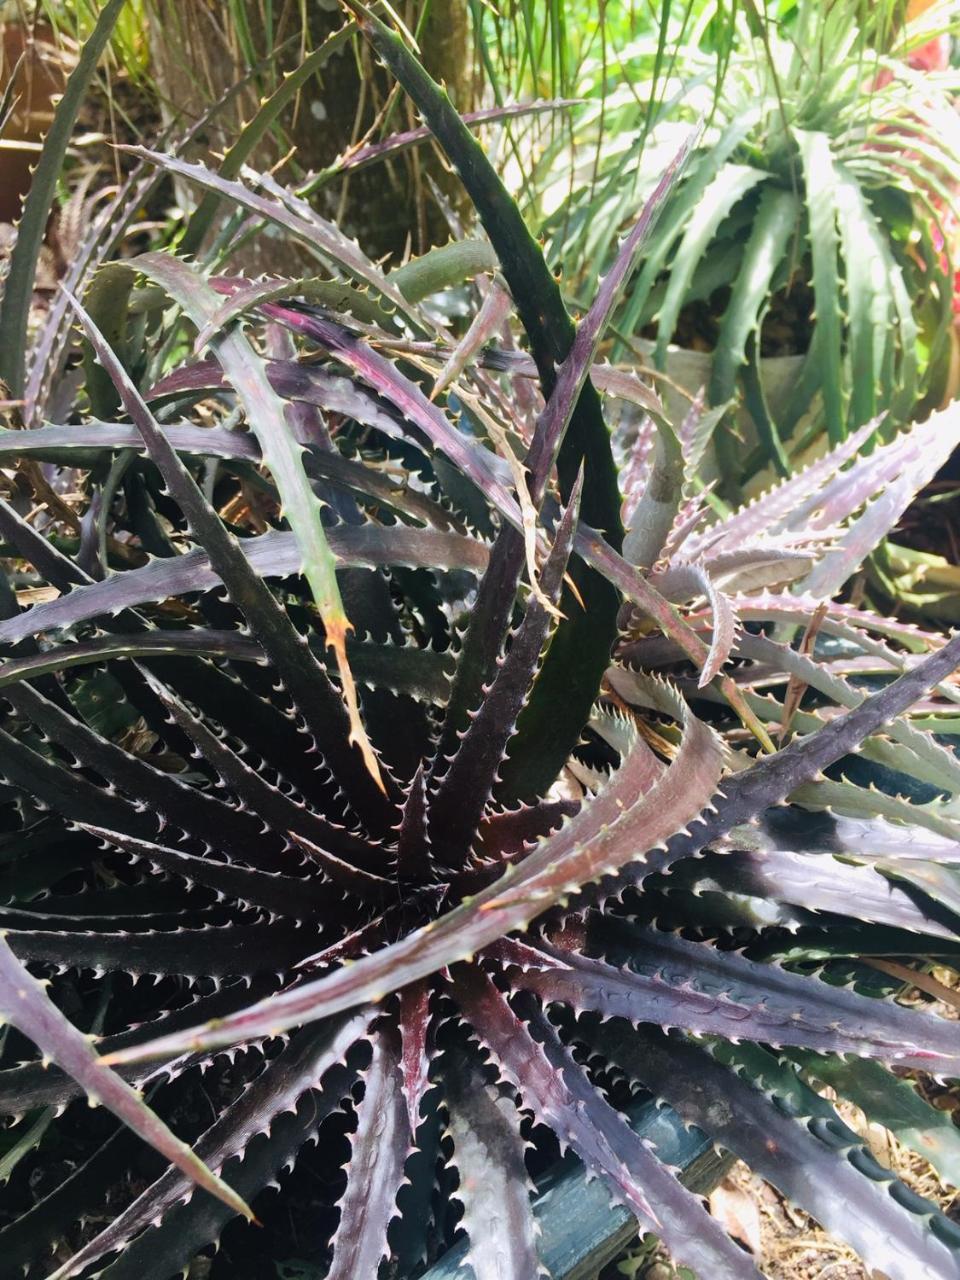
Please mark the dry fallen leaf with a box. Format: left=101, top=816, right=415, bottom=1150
left=709, top=1176, right=763, bottom=1256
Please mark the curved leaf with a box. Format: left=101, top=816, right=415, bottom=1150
left=0, top=935, right=253, bottom=1222
left=443, top=1049, right=541, bottom=1280
left=0, top=526, right=486, bottom=646
left=49, top=1009, right=371, bottom=1280
left=456, top=966, right=760, bottom=1280
left=499, top=925, right=960, bottom=1072
left=327, top=1025, right=410, bottom=1280
left=601, top=1027, right=960, bottom=1280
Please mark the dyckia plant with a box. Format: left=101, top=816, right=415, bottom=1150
left=3, top=7, right=960, bottom=1280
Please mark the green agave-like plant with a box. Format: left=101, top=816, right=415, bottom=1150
left=3, top=6, right=960, bottom=1278
left=541, top=0, right=960, bottom=482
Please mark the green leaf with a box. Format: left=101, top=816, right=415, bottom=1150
left=0, top=1108, right=54, bottom=1184
left=796, top=1053, right=960, bottom=1189
left=710, top=185, right=801, bottom=407
left=0, top=0, right=126, bottom=397
left=834, top=164, right=893, bottom=428
left=134, top=252, right=384, bottom=789
left=797, top=130, right=844, bottom=443
left=82, top=263, right=136, bottom=419
left=616, top=115, right=760, bottom=350
left=654, top=163, right=767, bottom=366
left=388, top=238, right=499, bottom=302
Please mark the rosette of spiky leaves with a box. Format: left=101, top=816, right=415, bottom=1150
left=2, top=11, right=960, bottom=1280
left=541, top=0, right=960, bottom=488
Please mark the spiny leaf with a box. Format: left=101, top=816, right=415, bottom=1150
left=798, top=405, right=960, bottom=600
left=501, top=923, right=960, bottom=1071
left=137, top=667, right=384, bottom=869
left=0, top=630, right=257, bottom=688
left=429, top=472, right=583, bottom=865
left=597, top=627, right=960, bottom=900
left=5, top=920, right=310, bottom=980
left=432, top=284, right=513, bottom=400
left=734, top=632, right=960, bottom=796
left=130, top=254, right=386, bottom=793
left=176, top=20, right=356, bottom=260
left=455, top=966, right=760, bottom=1279
left=327, top=1024, right=410, bottom=1280
left=399, top=981, right=432, bottom=1138
left=0, top=934, right=254, bottom=1223
left=442, top=1047, right=541, bottom=1280
left=528, top=129, right=696, bottom=498
left=599, top=1026, right=960, bottom=1280
left=48, top=1009, right=371, bottom=1280
left=797, top=129, right=845, bottom=442
left=126, top=150, right=427, bottom=333
left=66, top=285, right=400, bottom=826
left=77, top=825, right=337, bottom=921
left=688, top=416, right=879, bottom=557
left=388, top=238, right=500, bottom=303
left=343, top=0, right=625, bottom=808
left=102, top=683, right=721, bottom=1059
left=331, top=99, right=582, bottom=179
left=0, top=0, right=126, bottom=397
left=0, top=680, right=272, bottom=863
left=794, top=1053, right=960, bottom=1189
left=681, top=840, right=959, bottom=940
left=0, top=524, right=485, bottom=647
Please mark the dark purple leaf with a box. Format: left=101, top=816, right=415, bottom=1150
left=102, top=688, right=721, bottom=1059
left=1, top=681, right=274, bottom=865
left=337, top=99, right=581, bottom=174
left=429, top=472, right=582, bottom=866
left=6, top=920, right=310, bottom=979
left=138, top=668, right=379, bottom=870
left=442, top=1047, right=540, bottom=1280
left=327, top=1024, right=410, bottom=1280
left=0, top=525, right=487, bottom=646
left=77, top=824, right=338, bottom=920
left=496, top=925, right=960, bottom=1072
left=396, top=766, right=433, bottom=883
left=601, top=1027, right=960, bottom=1280
left=0, top=629, right=259, bottom=687
left=453, top=963, right=759, bottom=1279
left=49, top=1008, right=371, bottom=1279
left=0, top=935, right=253, bottom=1222
left=399, top=981, right=432, bottom=1139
